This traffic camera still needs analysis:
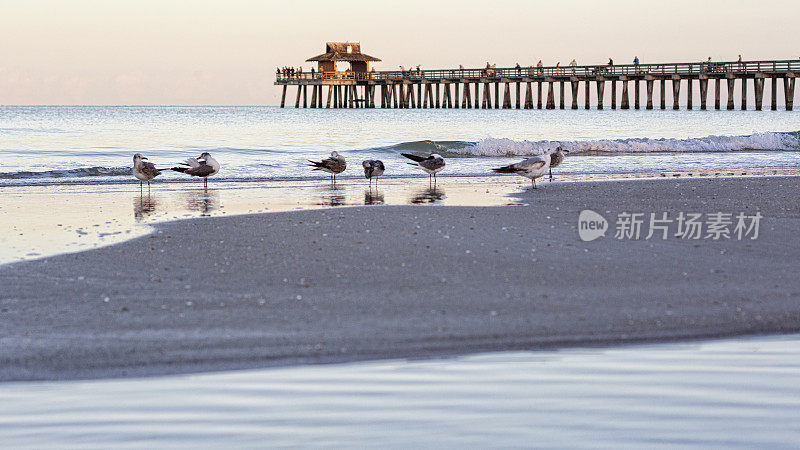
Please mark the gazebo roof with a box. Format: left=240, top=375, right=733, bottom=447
left=306, top=42, right=381, bottom=63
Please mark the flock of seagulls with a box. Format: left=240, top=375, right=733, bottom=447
left=132, top=146, right=567, bottom=191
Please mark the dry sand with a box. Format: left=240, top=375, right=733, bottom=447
left=1, top=176, right=799, bottom=381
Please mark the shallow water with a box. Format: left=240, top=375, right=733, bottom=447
left=1, top=334, right=798, bottom=448
left=2, top=106, right=799, bottom=185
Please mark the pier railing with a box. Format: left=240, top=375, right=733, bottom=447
left=276, top=59, right=800, bottom=82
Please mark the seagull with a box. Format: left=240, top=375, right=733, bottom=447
left=548, top=146, right=569, bottom=181
left=171, top=152, right=220, bottom=188
left=401, top=153, right=445, bottom=183
left=492, top=152, right=551, bottom=189
left=308, top=151, right=346, bottom=181
left=133, top=153, right=162, bottom=191
left=362, top=159, right=385, bottom=186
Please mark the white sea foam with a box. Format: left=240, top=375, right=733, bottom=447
left=451, top=131, right=800, bottom=156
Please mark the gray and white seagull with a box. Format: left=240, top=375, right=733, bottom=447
left=309, top=151, right=347, bottom=182
left=492, top=152, right=551, bottom=189
left=171, top=152, right=220, bottom=188
left=362, top=159, right=385, bottom=186
left=401, top=152, right=445, bottom=183
left=547, top=146, right=569, bottom=181
left=132, top=153, right=163, bottom=191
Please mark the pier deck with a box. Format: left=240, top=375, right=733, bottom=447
left=276, top=59, right=798, bottom=111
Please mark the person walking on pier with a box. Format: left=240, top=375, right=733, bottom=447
left=570, top=59, right=577, bottom=74
left=537, top=60, right=543, bottom=74
left=555, top=62, right=561, bottom=75
left=515, top=63, right=521, bottom=75
left=608, top=58, right=614, bottom=74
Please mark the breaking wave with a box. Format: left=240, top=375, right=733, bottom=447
left=0, top=166, right=131, bottom=180
left=444, top=131, right=800, bottom=157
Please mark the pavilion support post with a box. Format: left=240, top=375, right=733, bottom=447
left=495, top=82, right=500, bottom=109
left=596, top=78, right=605, bottom=110
left=474, top=82, right=480, bottom=109
left=463, top=82, right=470, bottom=108
left=319, top=85, right=324, bottom=107
left=327, top=85, right=333, bottom=108
left=417, top=83, right=423, bottom=109
left=771, top=77, right=778, bottom=110
left=660, top=79, right=666, bottom=109
left=344, top=85, right=350, bottom=108
left=611, top=79, right=617, bottom=109
left=369, top=85, right=376, bottom=108
left=699, top=78, right=708, bottom=110
left=672, top=77, right=681, bottom=110
left=621, top=79, right=629, bottom=109
left=435, top=84, right=441, bottom=108
left=454, top=82, right=460, bottom=109
left=303, top=85, right=307, bottom=108
left=714, top=79, right=721, bottom=110
left=333, top=85, right=339, bottom=108
left=727, top=77, right=735, bottom=110
left=646, top=79, right=654, bottom=109
left=408, top=84, right=416, bottom=108
left=584, top=80, right=590, bottom=109
left=422, top=84, right=429, bottom=108
left=634, top=79, right=640, bottom=109
left=349, top=85, right=355, bottom=108
left=741, top=77, right=747, bottom=110
left=525, top=82, right=533, bottom=109
left=515, top=82, right=521, bottom=109
left=570, top=79, right=579, bottom=109
left=546, top=81, right=555, bottom=109
left=537, top=82, right=543, bottom=109
left=503, top=82, right=511, bottom=109
left=784, top=77, right=795, bottom=111
left=295, top=85, right=301, bottom=108
left=310, top=85, right=317, bottom=108
left=280, top=85, right=287, bottom=108
left=482, top=83, right=489, bottom=109
left=754, top=76, right=764, bottom=111
left=686, top=78, right=693, bottom=110
left=559, top=81, right=565, bottom=109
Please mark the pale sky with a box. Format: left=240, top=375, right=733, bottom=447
left=1, top=0, right=797, bottom=105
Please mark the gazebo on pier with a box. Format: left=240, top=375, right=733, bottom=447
left=306, top=42, right=381, bottom=76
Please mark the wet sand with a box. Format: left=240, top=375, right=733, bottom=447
left=1, top=176, right=799, bottom=381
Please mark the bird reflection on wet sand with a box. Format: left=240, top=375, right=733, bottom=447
left=185, top=189, right=220, bottom=215
left=364, top=188, right=384, bottom=205
left=133, top=194, right=160, bottom=221
left=315, top=185, right=347, bottom=207
left=410, top=186, right=445, bottom=204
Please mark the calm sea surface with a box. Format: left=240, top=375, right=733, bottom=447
left=1, top=335, right=799, bottom=448
left=1, top=106, right=799, bottom=186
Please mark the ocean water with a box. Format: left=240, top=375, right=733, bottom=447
left=1, top=334, right=799, bottom=448
left=1, top=106, right=800, bottom=186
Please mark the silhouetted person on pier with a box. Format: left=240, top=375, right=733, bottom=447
left=515, top=63, right=521, bottom=75
left=570, top=59, right=577, bottom=74
left=555, top=62, right=561, bottom=74
left=537, top=60, right=543, bottom=74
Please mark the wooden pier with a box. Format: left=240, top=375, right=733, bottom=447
left=277, top=44, right=797, bottom=111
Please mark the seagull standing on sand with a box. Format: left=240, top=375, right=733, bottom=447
left=401, top=153, right=445, bottom=183
left=362, top=159, right=385, bottom=186
left=308, top=151, right=346, bottom=182
left=548, top=146, right=569, bottom=181
left=171, top=152, right=220, bottom=188
left=492, top=152, right=551, bottom=189
left=132, top=153, right=162, bottom=191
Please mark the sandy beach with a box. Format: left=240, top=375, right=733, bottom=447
left=1, top=176, right=799, bottom=381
